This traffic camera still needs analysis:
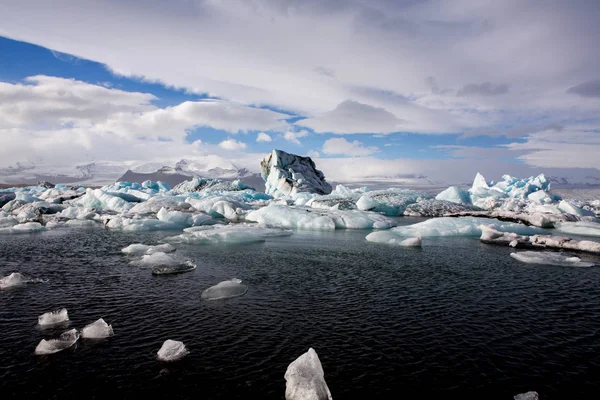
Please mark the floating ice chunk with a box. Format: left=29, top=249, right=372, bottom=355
left=246, top=204, right=396, bottom=231
left=75, top=188, right=134, bottom=213
left=0, top=222, right=46, bottom=234
left=105, top=217, right=180, bottom=231
left=167, top=224, right=292, bottom=244
left=0, top=214, right=18, bottom=228
left=510, top=251, right=593, bottom=267
left=370, top=217, right=544, bottom=240
left=129, top=252, right=195, bottom=269
left=514, top=391, right=539, bottom=400
left=35, top=329, right=80, bottom=355
left=129, top=196, right=192, bottom=214
left=38, top=308, right=69, bottom=326
left=403, top=199, right=481, bottom=217
left=157, top=339, right=189, bottom=362
left=58, top=206, right=96, bottom=220
left=121, top=243, right=176, bottom=255
left=0, top=272, right=45, bottom=289
left=0, top=272, right=27, bottom=289
left=201, top=278, right=248, bottom=300
left=81, top=318, right=114, bottom=339
left=555, top=221, right=600, bottom=237
left=400, top=237, right=422, bottom=247
left=157, top=207, right=194, bottom=226
left=285, top=348, right=332, bottom=400
left=247, top=205, right=335, bottom=230
left=472, top=172, right=489, bottom=190
left=435, top=186, right=471, bottom=204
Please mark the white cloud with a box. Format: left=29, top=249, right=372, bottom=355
left=256, top=132, right=272, bottom=142
left=301, top=100, right=403, bottom=134
left=1, top=0, right=599, bottom=140
left=322, top=138, right=379, bottom=156
left=283, top=130, right=309, bottom=145
left=218, top=138, right=247, bottom=151
left=307, top=150, right=321, bottom=158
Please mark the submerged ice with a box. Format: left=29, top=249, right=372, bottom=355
left=510, top=251, right=594, bottom=267
left=201, top=278, right=248, bottom=300
left=166, top=224, right=292, bottom=244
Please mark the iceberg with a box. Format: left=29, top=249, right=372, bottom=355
left=261, top=150, right=332, bottom=197
left=81, top=318, right=114, bottom=339
left=157, top=339, right=189, bottom=362
left=152, top=263, right=196, bottom=275
left=403, top=199, right=481, bottom=217
left=201, top=278, right=248, bottom=300
left=435, top=186, right=471, bottom=204
left=246, top=204, right=396, bottom=231
left=35, top=329, right=80, bottom=355
left=38, top=308, right=69, bottom=326
left=284, top=348, right=332, bottom=400
left=121, top=243, right=176, bottom=255
left=166, top=224, right=292, bottom=245
left=173, top=177, right=254, bottom=193
left=400, top=236, right=422, bottom=247
left=510, top=251, right=593, bottom=267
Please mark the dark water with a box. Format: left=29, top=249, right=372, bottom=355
left=1, top=222, right=600, bottom=399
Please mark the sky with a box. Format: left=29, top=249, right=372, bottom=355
left=0, top=0, right=599, bottom=184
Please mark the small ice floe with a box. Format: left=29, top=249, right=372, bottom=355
left=129, top=252, right=194, bottom=269
left=165, top=224, right=292, bottom=245
left=152, top=263, right=196, bottom=276
left=510, top=251, right=594, bottom=267
left=201, top=278, right=248, bottom=300
left=285, top=348, right=332, bottom=400
left=35, top=328, right=80, bottom=355
left=81, top=318, right=114, bottom=339
left=514, top=391, right=539, bottom=400
left=38, top=308, right=69, bottom=326
left=121, top=243, right=175, bottom=256
left=157, top=339, right=189, bottom=362
left=0, top=272, right=45, bottom=289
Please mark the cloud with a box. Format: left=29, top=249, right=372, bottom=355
left=283, top=129, right=309, bottom=145
left=322, top=138, right=379, bottom=156
left=567, top=80, right=600, bottom=98
left=256, top=132, right=272, bottom=142
left=301, top=100, right=402, bottom=134
left=457, top=82, right=509, bottom=97
left=218, top=138, right=247, bottom=151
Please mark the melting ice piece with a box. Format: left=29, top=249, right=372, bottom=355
left=81, top=318, right=114, bottom=339
left=129, top=252, right=194, bottom=269
left=201, top=278, right=248, bottom=300
left=157, top=339, right=189, bottom=362
left=121, top=243, right=176, bottom=255
left=35, top=328, right=80, bottom=355
left=285, top=348, right=332, bottom=400
left=38, top=308, right=69, bottom=326
left=435, top=186, right=471, bottom=205
left=0, top=272, right=27, bottom=289
left=514, top=391, right=539, bottom=400
left=166, top=224, right=292, bottom=244
left=510, top=251, right=593, bottom=267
